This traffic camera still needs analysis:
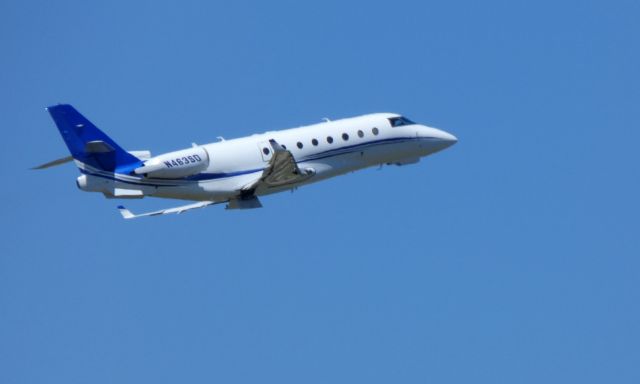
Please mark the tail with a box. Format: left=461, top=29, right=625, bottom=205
left=46, top=104, right=142, bottom=172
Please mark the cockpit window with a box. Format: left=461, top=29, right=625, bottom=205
left=388, top=116, right=416, bottom=127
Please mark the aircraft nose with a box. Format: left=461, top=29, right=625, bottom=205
left=431, top=128, right=458, bottom=148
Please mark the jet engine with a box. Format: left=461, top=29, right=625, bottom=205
left=134, top=146, right=210, bottom=179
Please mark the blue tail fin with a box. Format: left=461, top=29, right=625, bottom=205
left=47, top=104, right=142, bottom=172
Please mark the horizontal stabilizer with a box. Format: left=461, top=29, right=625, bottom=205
left=117, top=201, right=220, bottom=219
left=31, top=155, right=74, bottom=170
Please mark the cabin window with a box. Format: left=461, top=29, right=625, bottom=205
left=357, top=130, right=364, bottom=138
left=342, top=133, right=349, bottom=141
left=327, top=136, right=334, bottom=144
left=312, top=138, right=319, bottom=146
left=282, top=144, right=287, bottom=150
left=372, top=127, right=379, bottom=135
left=262, top=148, right=270, bottom=155
left=297, top=142, right=303, bottom=149
left=388, top=116, right=416, bottom=127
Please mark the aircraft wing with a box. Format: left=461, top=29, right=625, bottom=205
left=117, top=201, right=221, bottom=219
left=245, top=139, right=313, bottom=193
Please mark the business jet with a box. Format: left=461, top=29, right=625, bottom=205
left=35, top=104, right=457, bottom=219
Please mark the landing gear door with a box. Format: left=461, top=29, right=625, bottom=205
left=258, top=141, right=273, bottom=162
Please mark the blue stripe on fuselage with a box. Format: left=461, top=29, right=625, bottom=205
left=297, top=136, right=420, bottom=162
left=185, top=168, right=263, bottom=181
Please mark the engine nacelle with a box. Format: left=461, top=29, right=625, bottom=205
left=134, top=146, right=210, bottom=179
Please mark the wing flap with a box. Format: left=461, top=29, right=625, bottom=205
left=226, top=196, right=262, bottom=210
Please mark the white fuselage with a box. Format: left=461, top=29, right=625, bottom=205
left=76, top=113, right=457, bottom=202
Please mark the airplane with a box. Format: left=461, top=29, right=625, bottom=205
left=35, top=104, right=457, bottom=219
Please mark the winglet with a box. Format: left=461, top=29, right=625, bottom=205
left=268, top=139, right=286, bottom=152
left=117, top=205, right=135, bottom=219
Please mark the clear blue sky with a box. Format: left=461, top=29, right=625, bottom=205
left=1, top=1, right=639, bottom=383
